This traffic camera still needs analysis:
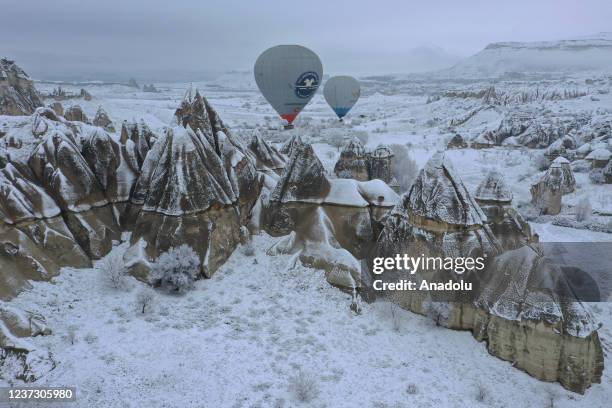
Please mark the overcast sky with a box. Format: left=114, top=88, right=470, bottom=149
left=2, top=0, right=611, bottom=80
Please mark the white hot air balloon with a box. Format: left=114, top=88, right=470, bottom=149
left=323, top=76, right=360, bottom=121
left=254, top=45, right=323, bottom=129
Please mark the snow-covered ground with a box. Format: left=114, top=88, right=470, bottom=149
left=5, top=71, right=609, bottom=406
left=5, top=234, right=612, bottom=408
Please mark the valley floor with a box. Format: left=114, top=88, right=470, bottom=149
left=4, top=233, right=612, bottom=408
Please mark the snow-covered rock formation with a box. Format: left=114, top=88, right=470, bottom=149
left=531, top=157, right=576, bottom=215
left=92, top=106, right=115, bottom=132
left=334, top=137, right=369, bottom=181
left=124, top=88, right=263, bottom=279
left=280, top=134, right=304, bottom=156
left=247, top=130, right=285, bottom=175
left=373, top=152, right=603, bottom=393
left=63, top=105, right=90, bottom=124
left=474, top=170, right=534, bottom=250
left=264, top=142, right=399, bottom=289
left=0, top=58, right=43, bottom=116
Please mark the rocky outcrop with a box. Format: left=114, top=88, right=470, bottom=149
left=264, top=142, right=399, bottom=289
left=373, top=152, right=603, bottom=393
left=48, top=101, right=64, bottom=117
left=446, top=133, right=468, bottom=149
left=367, top=145, right=399, bottom=191
left=124, top=88, right=262, bottom=280
left=280, top=134, right=304, bottom=156
left=63, top=105, right=90, bottom=124
left=0, top=58, right=43, bottom=116
left=605, top=160, right=612, bottom=183
left=247, top=130, right=285, bottom=175
left=334, top=138, right=369, bottom=181
left=474, top=246, right=603, bottom=394
left=120, top=120, right=157, bottom=168
left=586, top=148, right=611, bottom=169
left=530, top=159, right=573, bottom=215
left=92, top=106, right=115, bottom=132
left=474, top=170, right=533, bottom=250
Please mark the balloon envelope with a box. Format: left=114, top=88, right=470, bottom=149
left=323, top=76, right=361, bottom=119
left=254, top=45, right=323, bottom=124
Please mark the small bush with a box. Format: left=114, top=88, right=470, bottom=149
left=575, top=197, right=592, bottom=222
left=67, top=325, right=78, bottom=345
left=287, top=370, right=319, bottom=403
left=135, top=287, right=155, bottom=314
left=150, top=245, right=200, bottom=293
left=390, top=144, right=418, bottom=192
left=99, top=251, right=128, bottom=290
left=406, top=383, right=418, bottom=395
left=475, top=383, right=487, bottom=402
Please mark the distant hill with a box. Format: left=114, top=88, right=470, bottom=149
left=438, top=33, right=612, bottom=79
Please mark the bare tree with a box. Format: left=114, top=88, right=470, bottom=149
left=136, top=287, right=155, bottom=314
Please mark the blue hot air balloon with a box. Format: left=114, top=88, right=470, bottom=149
left=323, top=76, right=360, bottom=120
left=254, top=45, right=323, bottom=129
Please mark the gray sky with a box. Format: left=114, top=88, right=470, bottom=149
left=2, top=0, right=611, bottom=80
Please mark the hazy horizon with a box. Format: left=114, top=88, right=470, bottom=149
left=1, top=0, right=611, bottom=81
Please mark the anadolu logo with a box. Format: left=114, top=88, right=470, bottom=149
left=294, top=71, right=319, bottom=99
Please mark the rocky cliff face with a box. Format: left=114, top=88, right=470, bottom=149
left=0, top=59, right=43, bottom=116
left=334, top=138, right=369, bottom=181
left=374, top=152, right=603, bottom=393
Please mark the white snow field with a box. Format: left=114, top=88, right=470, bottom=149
left=5, top=234, right=612, bottom=408
left=4, top=59, right=611, bottom=406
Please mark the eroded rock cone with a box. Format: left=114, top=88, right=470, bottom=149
left=125, top=125, right=244, bottom=279
left=120, top=120, right=157, bottom=168
left=374, top=153, right=603, bottom=393
left=0, top=58, right=43, bottom=116
left=265, top=142, right=399, bottom=289
left=92, top=106, right=115, bottom=132
left=334, top=137, right=369, bottom=181
left=604, top=160, right=612, bottom=183
left=0, top=162, right=91, bottom=299
left=367, top=144, right=399, bottom=192
left=475, top=170, right=533, bottom=250
left=530, top=159, right=573, bottom=215
left=280, top=134, right=304, bottom=156
left=247, top=130, right=285, bottom=175
left=28, top=129, right=121, bottom=258
left=64, top=105, right=90, bottom=124
left=475, top=245, right=604, bottom=393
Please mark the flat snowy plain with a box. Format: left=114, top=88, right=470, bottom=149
left=3, top=74, right=612, bottom=407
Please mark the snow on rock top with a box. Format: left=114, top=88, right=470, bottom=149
left=474, top=170, right=513, bottom=203
left=399, top=152, right=487, bottom=227
left=271, top=142, right=330, bottom=203
left=280, top=134, right=304, bottom=156
left=0, top=58, right=43, bottom=116
left=247, top=130, right=285, bottom=172
left=131, top=125, right=236, bottom=216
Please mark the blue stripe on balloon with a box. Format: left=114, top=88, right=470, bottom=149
left=333, top=107, right=351, bottom=118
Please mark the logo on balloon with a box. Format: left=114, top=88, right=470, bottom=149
left=294, top=71, right=319, bottom=99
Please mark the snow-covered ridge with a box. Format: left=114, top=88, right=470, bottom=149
left=440, top=33, right=612, bottom=79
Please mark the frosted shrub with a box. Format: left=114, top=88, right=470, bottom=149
left=135, top=287, right=155, bottom=314
left=99, top=251, right=128, bottom=290
left=66, top=325, right=78, bottom=345
left=406, top=383, right=418, bottom=395
left=575, top=197, right=592, bottom=222
left=150, top=245, right=200, bottom=293
left=390, top=144, right=419, bottom=192
left=475, top=383, right=488, bottom=402
left=287, top=370, right=319, bottom=403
